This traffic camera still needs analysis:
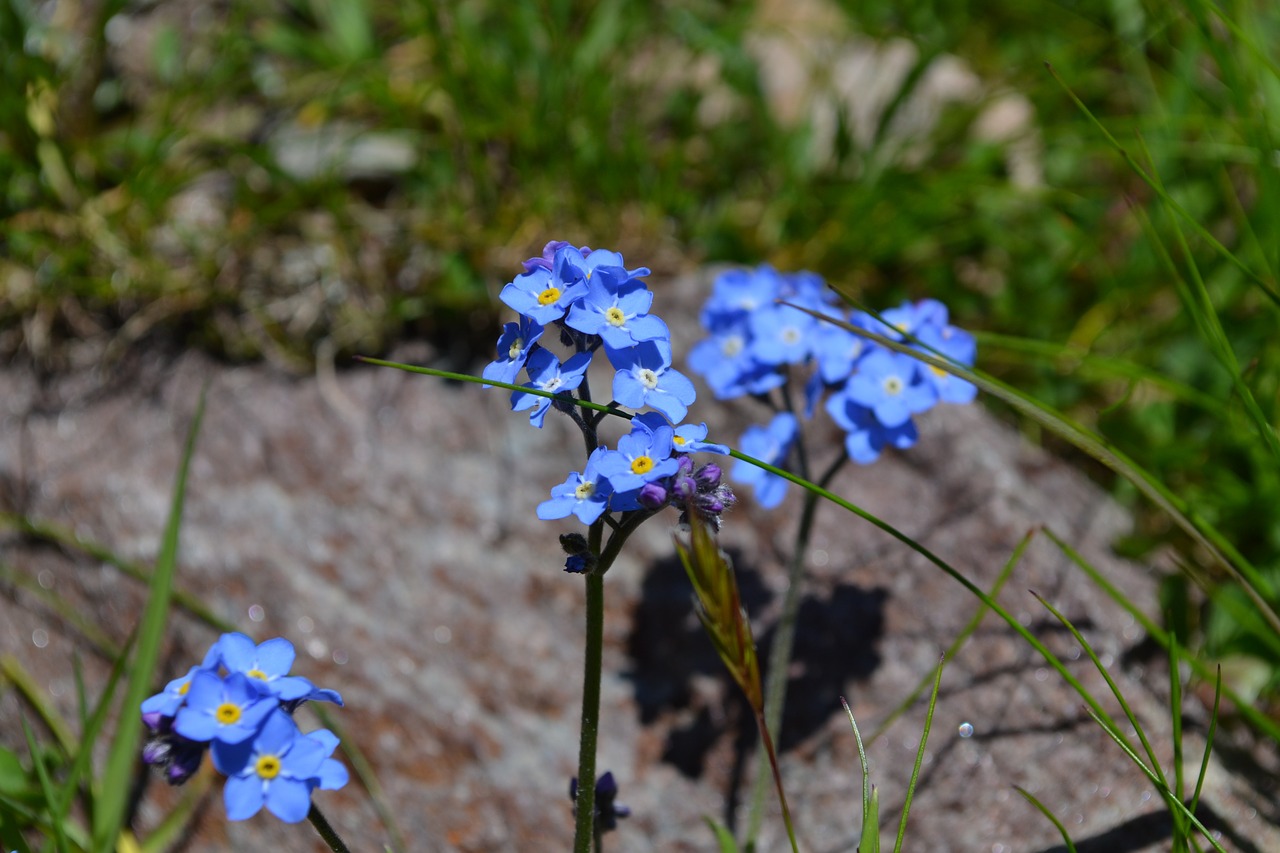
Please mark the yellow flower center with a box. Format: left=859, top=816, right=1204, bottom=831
left=255, top=755, right=282, bottom=780
left=631, top=456, right=655, bottom=475
left=537, top=287, right=561, bottom=306
left=178, top=681, right=191, bottom=696
left=929, top=365, right=948, bottom=379
left=247, top=668, right=268, bottom=681
left=605, top=307, right=626, bottom=327
left=673, top=435, right=686, bottom=446
left=215, top=703, right=242, bottom=725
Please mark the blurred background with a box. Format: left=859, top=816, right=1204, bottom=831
left=3, top=0, right=1279, bottom=703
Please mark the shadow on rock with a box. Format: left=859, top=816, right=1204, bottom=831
left=624, top=550, right=886, bottom=821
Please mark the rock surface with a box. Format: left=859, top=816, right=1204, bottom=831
left=2, top=270, right=1278, bottom=852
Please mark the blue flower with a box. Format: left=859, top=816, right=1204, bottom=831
left=482, top=315, right=544, bottom=386
left=842, top=349, right=936, bottom=428
left=215, top=633, right=324, bottom=703
left=538, top=448, right=615, bottom=524
left=564, top=268, right=669, bottom=349
left=596, top=421, right=679, bottom=493
left=687, top=328, right=782, bottom=400
left=141, top=664, right=207, bottom=720
left=700, top=266, right=783, bottom=331
left=555, top=245, right=650, bottom=288
left=512, top=349, right=593, bottom=428
left=731, top=412, right=798, bottom=509
left=811, top=311, right=874, bottom=384
left=606, top=340, right=697, bottom=423
left=213, top=708, right=348, bottom=823
left=671, top=422, right=729, bottom=455
left=913, top=323, right=978, bottom=404
left=174, top=671, right=276, bottom=745
left=746, top=302, right=818, bottom=366
left=499, top=266, right=588, bottom=325
left=825, top=389, right=919, bottom=464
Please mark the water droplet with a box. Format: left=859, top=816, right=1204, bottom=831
left=32, top=629, right=49, bottom=648
left=434, top=626, right=452, bottom=644
left=332, top=648, right=349, bottom=665
left=958, top=722, right=974, bottom=738
left=248, top=604, right=265, bottom=622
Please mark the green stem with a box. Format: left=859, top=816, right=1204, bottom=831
left=307, top=803, right=352, bottom=853
left=573, top=569, right=606, bottom=853
left=746, top=449, right=845, bottom=848
left=571, top=510, right=648, bottom=852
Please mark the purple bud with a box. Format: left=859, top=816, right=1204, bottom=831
left=523, top=240, right=571, bottom=273
left=672, top=475, right=697, bottom=501
left=638, top=482, right=669, bottom=509
left=141, top=710, right=165, bottom=731
left=565, top=554, right=590, bottom=574
left=694, top=463, right=722, bottom=488
left=676, top=455, right=695, bottom=476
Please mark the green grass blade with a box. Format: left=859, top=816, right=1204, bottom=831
left=1042, top=527, right=1280, bottom=741
left=21, top=718, right=69, bottom=853
left=704, top=817, right=741, bottom=853
left=870, top=528, right=1033, bottom=745
left=1083, top=708, right=1228, bottom=853
left=1013, top=785, right=1077, bottom=853
left=1168, top=631, right=1187, bottom=851
left=52, top=636, right=134, bottom=853
left=2, top=657, right=76, bottom=756
left=892, top=654, right=943, bottom=853
left=91, top=388, right=207, bottom=853
left=1189, top=666, right=1222, bottom=820
left=840, top=697, right=879, bottom=853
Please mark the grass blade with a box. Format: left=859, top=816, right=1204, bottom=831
left=92, top=388, right=207, bottom=852
left=840, top=697, right=879, bottom=853
left=892, top=655, right=943, bottom=853
left=1013, top=785, right=1077, bottom=853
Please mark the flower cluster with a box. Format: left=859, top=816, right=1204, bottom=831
left=690, top=265, right=977, bottom=507
left=140, top=633, right=348, bottom=823
left=485, top=241, right=734, bottom=541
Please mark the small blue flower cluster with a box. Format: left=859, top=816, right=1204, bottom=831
left=485, top=242, right=734, bottom=541
left=689, top=265, right=977, bottom=508
left=140, top=633, right=348, bottom=823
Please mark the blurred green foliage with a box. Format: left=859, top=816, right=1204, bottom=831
left=1, top=0, right=1279, bottom=699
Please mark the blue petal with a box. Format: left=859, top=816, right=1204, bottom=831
left=265, top=778, right=314, bottom=823
left=223, top=773, right=266, bottom=821
left=255, top=638, right=296, bottom=677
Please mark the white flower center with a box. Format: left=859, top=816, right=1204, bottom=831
left=780, top=326, right=801, bottom=345
left=508, top=337, right=524, bottom=360
left=543, top=377, right=564, bottom=392
left=637, top=368, right=660, bottom=390
left=605, top=306, right=626, bottom=327
left=882, top=375, right=904, bottom=396
left=574, top=481, right=596, bottom=500
left=721, top=335, right=744, bottom=357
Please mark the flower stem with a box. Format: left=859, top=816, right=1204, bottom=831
left=745, top=449, right=847, bottom=848
left=572, top=568, right=606, bottom=853
left=307, top=803, right=352, bottom=853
